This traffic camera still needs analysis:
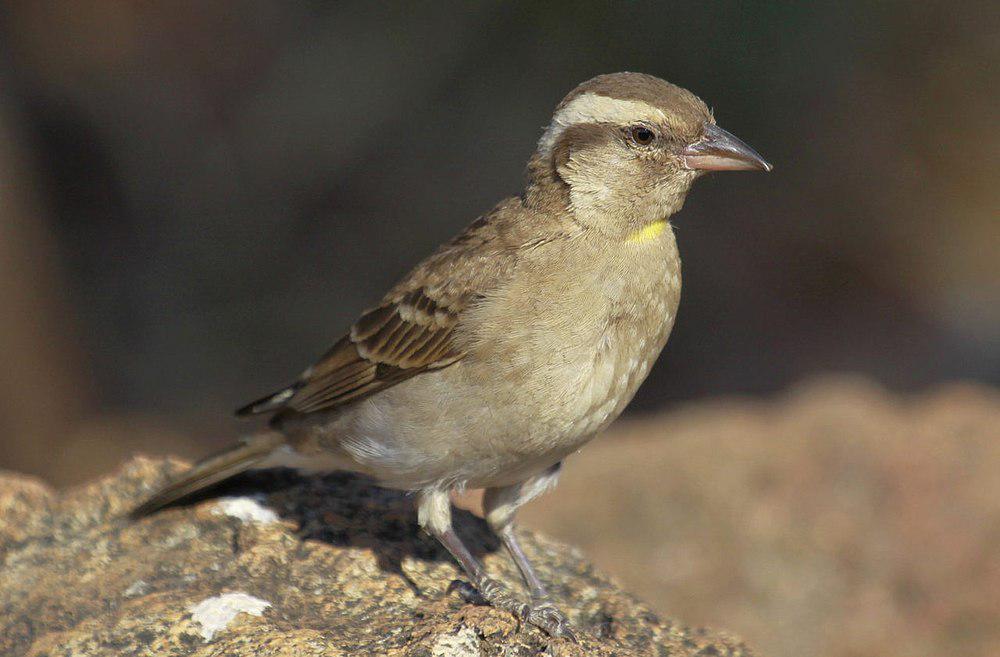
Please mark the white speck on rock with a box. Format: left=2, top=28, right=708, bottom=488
left=189, top=592, right=271, bottom=641
left=212, top=496, right=279, bottom=524
left=431, top=626, right=481, bottom=657
left=124, top=579, right=148, bottom=597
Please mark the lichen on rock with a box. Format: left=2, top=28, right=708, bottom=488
left=189, top=592, right=272, bottom=641
left=0, top=457, right=758, bottom=656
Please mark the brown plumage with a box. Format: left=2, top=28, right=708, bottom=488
left=134, top=72, right=771, bottom=639
left=237, top=209, right=528, bottom=418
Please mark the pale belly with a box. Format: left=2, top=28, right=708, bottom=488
left=302, top=314, right=675, bottom=489
left=312, top=323, right=674, bottom=490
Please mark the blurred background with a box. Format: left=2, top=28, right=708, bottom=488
left=0, top=2, right=997, bottom=656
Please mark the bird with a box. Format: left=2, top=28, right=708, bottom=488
left=132, top=72, right=771, bottom=639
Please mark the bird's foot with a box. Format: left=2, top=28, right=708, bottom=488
left=454, top=578, right=577, bottom=641
left=525, top=596, right=577, bottom=641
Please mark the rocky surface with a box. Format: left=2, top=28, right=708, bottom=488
left=0, top=458, right=757, bottom=656
left=520, top=378, right=1000, bottom=657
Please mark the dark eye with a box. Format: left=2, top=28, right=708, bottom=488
left=629, top=126, right=656, bottom=146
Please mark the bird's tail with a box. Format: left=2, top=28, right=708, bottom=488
left=129, top=432, right=286, bottom=519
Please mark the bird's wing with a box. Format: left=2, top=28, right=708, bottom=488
left=262, top=288, right=468, bottom=415
left=237, top=202, right=551, bottom=418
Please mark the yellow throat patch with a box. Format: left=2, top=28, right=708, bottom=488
left=626, top=218, right=668, bottom=244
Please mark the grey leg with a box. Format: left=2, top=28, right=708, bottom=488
left=416, top=489, right=531, bottom=626
left=497, top=524, right=548, bottom=599
left=482, top=463, right=576, bottom=640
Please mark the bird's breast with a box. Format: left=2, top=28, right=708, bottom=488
left=462, top=232, right=682, bottom=444
left=570, top=253, right=681, bottom=436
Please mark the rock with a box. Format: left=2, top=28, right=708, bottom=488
left=0, top=457, right=758, bottom=656
left=521, top=378, right=1000, bottom=657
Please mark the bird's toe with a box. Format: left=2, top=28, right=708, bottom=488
left=527, top=599, right=577, bottom=642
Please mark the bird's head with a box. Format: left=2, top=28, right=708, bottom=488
left=529, top=72, right=771, bottom=239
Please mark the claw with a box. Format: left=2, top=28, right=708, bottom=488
left=552, top=624, right=579, bottom=643
left=449, top=579, right=483, bottom=604
left=527, top=600, right=577, bottom=642
left=451, top=576, right=579, bottom=640
left=478, top=577, right=531, bottom=619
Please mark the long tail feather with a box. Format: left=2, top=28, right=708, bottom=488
left=130, top=432, right=286, bottom=519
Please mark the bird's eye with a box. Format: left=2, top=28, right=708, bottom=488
left=628, top=126, right=656, bottom=146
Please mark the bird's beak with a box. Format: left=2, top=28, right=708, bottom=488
left=681, top=123, right=772, bottom=172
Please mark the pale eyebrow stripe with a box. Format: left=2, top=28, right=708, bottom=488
left=537, top=94, right=666, bottom=155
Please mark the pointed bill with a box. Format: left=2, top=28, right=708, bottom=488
left=681, top=123, right=772, bottom=172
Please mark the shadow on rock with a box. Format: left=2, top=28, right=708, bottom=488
left=0, top=456, right=758, bottom=656
left=144, top=465, right=500, bottom=594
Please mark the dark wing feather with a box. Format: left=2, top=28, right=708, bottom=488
left=236, top=197, right=568, bottom=419
left=236, top=290, right=466, bottom=418
left=281, top=289, right=466, bottom=414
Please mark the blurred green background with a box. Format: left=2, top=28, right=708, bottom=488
left=0, top=4, right=998, bottom=655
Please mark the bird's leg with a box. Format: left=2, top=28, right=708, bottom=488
left=496, top=524, right=549, bottom=599
left=483, top=463, right=576, bottom=640
left=416, top=489, right=530, bottom=623
left=484, top=466, right=562, bottom=600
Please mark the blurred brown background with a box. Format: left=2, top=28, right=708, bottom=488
left=0, top=2, right=997, bottom=657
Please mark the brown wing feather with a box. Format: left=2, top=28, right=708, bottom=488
left=236, top=196, right=572, bottom=419
left=281, top=289, right=465, bottom=415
